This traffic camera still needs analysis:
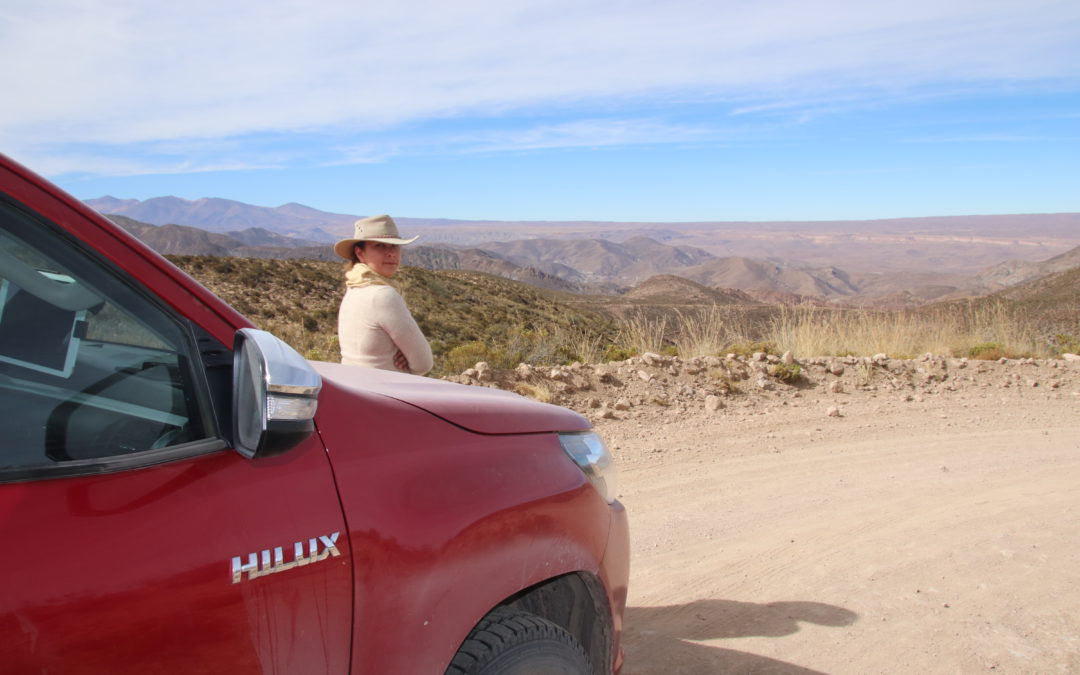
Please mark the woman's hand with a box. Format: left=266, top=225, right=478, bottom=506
left=393, top=349, right=410, bottom=372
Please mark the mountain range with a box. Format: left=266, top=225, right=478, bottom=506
left=88, top=196, right=1080, bottom=307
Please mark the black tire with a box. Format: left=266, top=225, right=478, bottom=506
left=445, top=608, right=593, bottom=675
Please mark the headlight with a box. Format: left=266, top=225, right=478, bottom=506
left=558, top=431, right=619, bottom=503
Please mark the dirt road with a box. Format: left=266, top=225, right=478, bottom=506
left=597, top=384, right=1080, bottom=673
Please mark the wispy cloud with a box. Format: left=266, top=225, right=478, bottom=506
left=904, top=134, right=1080, bottom=143
left=3, top=0, right=1079, bottom=176
left=433, top=118, right=724, bottom=154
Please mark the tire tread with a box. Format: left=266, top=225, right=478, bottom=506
left=445, top=608, right=592, bottom=675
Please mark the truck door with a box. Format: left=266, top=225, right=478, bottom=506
left=0, top=190, right=353, bottom=672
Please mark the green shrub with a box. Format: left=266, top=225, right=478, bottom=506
left=603, top=345, right=637, bottom=362
left=769, top=362, right=803, bottom=383
left=727, top=341, right=777, bottom=357
left=442, top=341, right=500, bottom=374
left=968, top=342, right=1007, bottom=360
left=1052, top=333, right=1080, bottom=355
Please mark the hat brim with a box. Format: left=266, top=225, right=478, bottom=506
left=333, top=235, right=420, bottom=259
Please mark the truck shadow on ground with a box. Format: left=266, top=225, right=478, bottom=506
left=622, top=598, right=858, bottom=674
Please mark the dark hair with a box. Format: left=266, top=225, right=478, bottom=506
left=343, top=241, right=367, bottom=271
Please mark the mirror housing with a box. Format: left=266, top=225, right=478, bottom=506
left=232, top=328, right=322, bottom=459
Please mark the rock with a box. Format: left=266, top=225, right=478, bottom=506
left=614, top=399, right=632, bottom=411
left=781, top=351, right=795, bottom=365
left=594, top=365, right=616, bottom=384
left=515, top=363, right=533, bottom=378
left=1063, top=353, right=1080, bottom=362
left=463, top=368, right=478, bottom=380
left=826, top=406, right=842, bottom=417
left=473, top=362, right=493, bottom=382
left=828, top=380, right=844, bottom=393
left=641, top=352, right=670, bottom=367
left=637, top=370, right=654, bottom=382
left=599, top=409, right=616, bottom=419
left=752, top=351, right=767, bottom=362
left=586, top=397, right=601, bottom=409
left=704, top=395, right=724, bottom=413
left=829, top=362, right=845, bottom=376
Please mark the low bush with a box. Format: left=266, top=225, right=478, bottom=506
left=603, top=345, right=637, bottom=362
left=967, top=342, right=1007, bottom=360
left=727, top=341, right=777, bottom=358
left=769, top=362, right=803, bottom=383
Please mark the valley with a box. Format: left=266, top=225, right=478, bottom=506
left=89, top=195, right=1080, bottom=308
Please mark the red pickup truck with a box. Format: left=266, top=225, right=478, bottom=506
left=0, top=154, right=629, bottom=674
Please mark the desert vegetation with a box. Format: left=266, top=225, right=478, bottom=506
left=169, top=255, right=1080, bottom=378
left=593, top=301, right=1076, bottom=362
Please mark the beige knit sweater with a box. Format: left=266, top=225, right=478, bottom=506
left=337, top=284, right=433, bottom=375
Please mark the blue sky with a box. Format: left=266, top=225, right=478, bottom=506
left=2, top=0, right=1079, bottom=222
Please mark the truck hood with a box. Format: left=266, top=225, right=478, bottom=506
left=310, top=362, right=591, bottom=435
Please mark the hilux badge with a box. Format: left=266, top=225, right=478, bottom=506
left=231, top=532, right=341, bottom=583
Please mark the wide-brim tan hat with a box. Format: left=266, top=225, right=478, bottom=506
left=333, top=214, right=419, bottom=259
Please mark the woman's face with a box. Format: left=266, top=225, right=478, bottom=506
left=356, top=242, right=401, bottom=277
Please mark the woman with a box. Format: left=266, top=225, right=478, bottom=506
left=334, top=214, right=433, bottom=375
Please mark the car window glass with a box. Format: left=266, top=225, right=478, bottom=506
left=0, top=201, right=216, bottom=477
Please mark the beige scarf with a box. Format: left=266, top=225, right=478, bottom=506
left=345, top=262, right=401, bottom=292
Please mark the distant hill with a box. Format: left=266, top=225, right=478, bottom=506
left=107, top=215, right=334, bottom=260
left=474, top=236, right=714, bottom=286
left=87, top=196, right=1080, bottom=275
left=917, top=259, right=1080, bottom=340
left=88, top=195, right=354, bottom=241
left=624, top=275, right=758, bottom=306
left=679, top=257, right=861, bottom=298
left=405, top=245, right=608, bottom=293
left=993, top=264, right=1080, bottom=312
left=95, top=201, right=1080, bottom=309
left=959, top=244, right=1080, bottom=296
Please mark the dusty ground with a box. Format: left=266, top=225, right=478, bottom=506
left=460, top=353, right=1080, bottom=673
left=599, top=361, right=1079, bottom=674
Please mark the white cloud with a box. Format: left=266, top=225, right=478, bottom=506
left=3, top=0, right=1079, bottom=173
left=415, top=118, right=727, bottom=155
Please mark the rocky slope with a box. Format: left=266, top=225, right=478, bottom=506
left=447, top=351, right=1080, bottom=425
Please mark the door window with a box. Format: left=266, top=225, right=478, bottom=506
left=0, top=200, right=218, bottom=480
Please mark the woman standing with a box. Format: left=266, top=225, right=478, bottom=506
left=334, top=215, right=433, bottom=375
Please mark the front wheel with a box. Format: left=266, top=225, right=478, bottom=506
left=445, top=608, right=593, bottom=675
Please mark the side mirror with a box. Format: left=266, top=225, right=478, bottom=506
left=232, top=328, right=322, bottom=459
